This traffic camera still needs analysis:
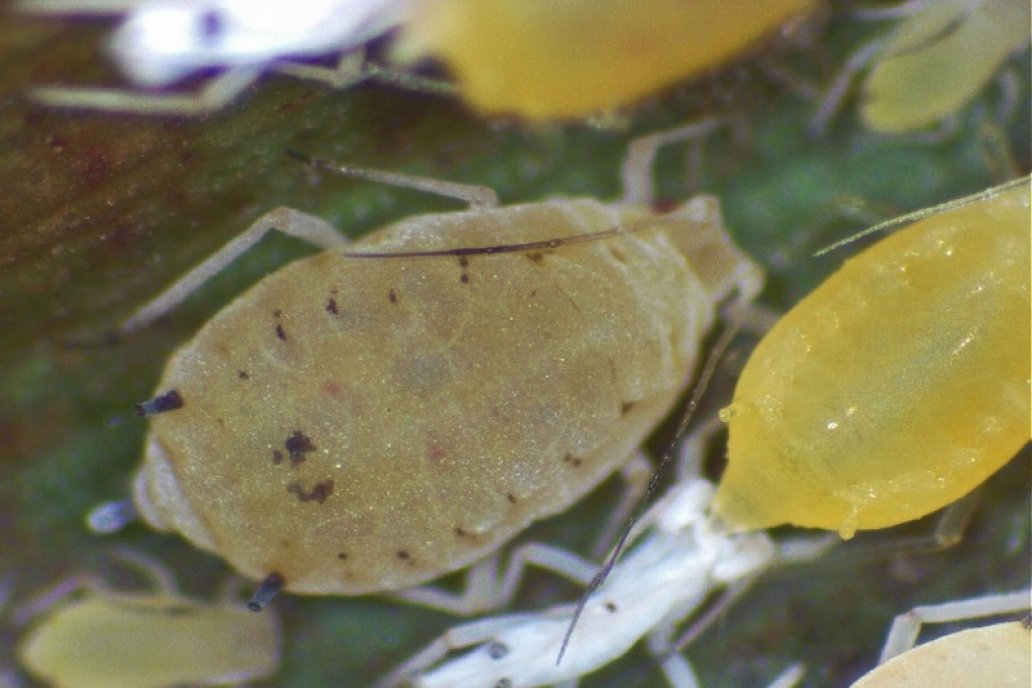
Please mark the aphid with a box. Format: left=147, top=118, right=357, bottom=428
left=17, top=0, right=435, bottom=115
left=713, top=178, right=1031, bottom=537
left=811, top=0, right=1031, bottom=134
left=14, top=549, right=281, bottom=688
left=393, top=0, right=818, bottom=120
left=851, top=589, right=1030, bottom=687
left=93, top=120, right=764, bottom=605
left=375, top=422, right=829, bottom=688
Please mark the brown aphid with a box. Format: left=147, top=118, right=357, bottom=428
left=108, top=122, right=763, bottom=598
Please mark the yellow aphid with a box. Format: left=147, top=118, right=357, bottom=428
left=16, top=553, right=280, bottom=688
left=395, top=0, right=816, bottom=120
left=861, top=0, right=1031, bottom=133
left=714, top=178, right=1030, bottom=537
left=851, top=590, right=1030, bottom=688
left=113, top=126, right=762, bottom=599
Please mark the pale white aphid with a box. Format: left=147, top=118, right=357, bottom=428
left=376, top=421, right=832, bottom=688
left=851, top=589, right=1031, bottom=687
left=18, top=0, right=438, bottom=114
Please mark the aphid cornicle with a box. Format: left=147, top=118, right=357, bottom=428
left=714, top=179, right=1031, bottom=537
left=110, top=123, right=763, bottom=599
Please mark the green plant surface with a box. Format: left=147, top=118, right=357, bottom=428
left=1, top=5, right=1028, bottom=688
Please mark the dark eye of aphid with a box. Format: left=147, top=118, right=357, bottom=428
left=198, top=9, right=225, bottom=44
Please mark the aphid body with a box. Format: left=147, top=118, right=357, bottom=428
left=15, top=553, right=281, bottom=688
left=851, top=589, right=1031, bottom=688
left=861, top=0, right=1030, bottom=133
left=394, top=0, right=817, bottom=120
left=121, top=129, right=763, bottom=598
left=714, top=179, right=1031, bottom=537
left=812, top=0, right=1031, bottom=133
left=19, top=0, right=410, bottom=113
left=377, top=426, right=820, bottom=688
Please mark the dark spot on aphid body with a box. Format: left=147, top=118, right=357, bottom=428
left=238, top=370, right=250, bottom=379
left=247, top=571, right=285, bottom=612
left=604, top=601, right=618, bottom=612
left=487, top=641, right=509, bottom=659
left=526, top=252, right=544, bottom=264
left=563, top=454, right=582, bottom=468
left=620, top=401, right=638, bottom=416
left=426, top=444, right=446, bottom=464
left=506, top=493, right=517, bottom=504
left=454, top=526, right=468, bottom=537
left=396, top=550, right=411, bottom=561
left=388, top=288, right=398, bottom=304
left=460, top=273, right=470, bottom=284
left=458, top=255, right=470, bottom=283
left=198, top=10, right=225, bottom=43
left=496, top=679, right=513, bottom=688
left=284, top=430, right=316, bottom=465
left=275, top=323, right=287, bottom=341
left=136, top=389, right=184, bottom=418
left=287, top=479, right=334, bottom=504
left=337, top=552, right=348, bottom=560
left=325, top=297, right=339, bottom=315
left=272, top=450, right=284, bottom=466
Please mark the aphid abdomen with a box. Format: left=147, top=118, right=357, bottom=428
left=396, top=0, right=816, bottom=119
left=136, top=197, right=759, bottom=594
left=715, top=183, right=1030, bottom=536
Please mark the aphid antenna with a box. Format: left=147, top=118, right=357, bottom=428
left=813, top=175, right=1030, bottom=257
left=286, top=149, right=499, bottom=209
left=556, top=311, right=746, bottom=666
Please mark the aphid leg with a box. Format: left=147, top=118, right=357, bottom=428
left=274, top=50, right=455, bottom=97
left=119, top=207, right=346, bottom=336
left=104, top=546, right=181, bottom=596
left=10, top=574, right=99, bottom=627
left=392, top=543, right=597, bottom=614
left=30, top=67, right=261, bottom=116
left=15, top=0, right=141, bottom=14
left=620, top=117, right=724, bottom=207
left=877, top=589, right=1031, bottom=664
left=590, top=451, right=654, bottom=558
left=372, top=614, right=537, bottom=688
left=808, top=39, right=884, bottom=135
left=389, top=555, right=502, bottom=615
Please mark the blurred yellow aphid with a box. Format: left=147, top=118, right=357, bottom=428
left=15, top=550, right=281, bottom=688
left=714, top=178, right=1031, bottom=537
left=851, top=589, right=1030, bottom=688
left=92, top=121, right=762, bottom=607
left=394, top=0, right=817, bottom=120
left=812, top=0, right=1031, bottom=134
